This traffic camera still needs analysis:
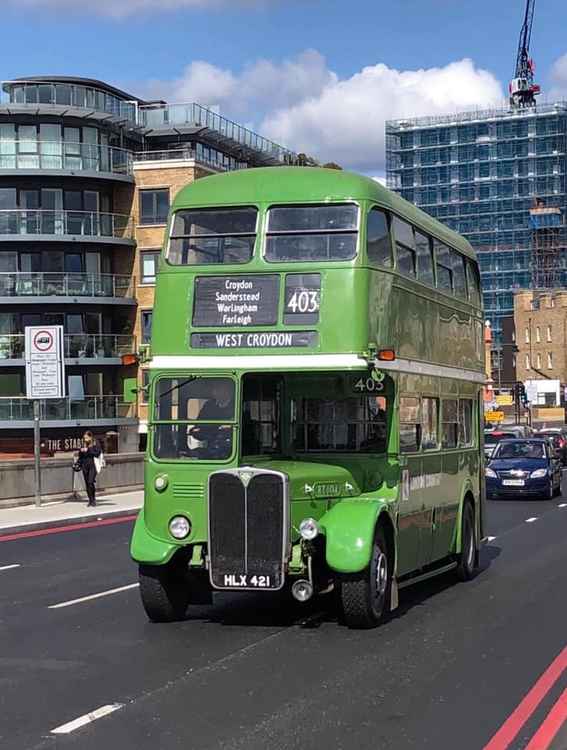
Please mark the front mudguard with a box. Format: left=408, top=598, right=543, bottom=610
left=319, top=499, right=391, bottom=574
left=130, top=509, right=179, bottom=565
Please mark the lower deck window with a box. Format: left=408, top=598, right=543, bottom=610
left=292, top=395, right=388, bottom=453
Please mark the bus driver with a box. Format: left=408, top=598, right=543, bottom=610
left=188, top=380, right=234, bottom=458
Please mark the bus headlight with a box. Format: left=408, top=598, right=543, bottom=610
left=169, top=515, right=191, bottom=539
left=299, top=518, right=319, bottom=541
left=155, top=474, right=169, bottom=492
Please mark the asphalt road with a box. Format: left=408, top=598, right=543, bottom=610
left=1, top=492, right=566, bottom=750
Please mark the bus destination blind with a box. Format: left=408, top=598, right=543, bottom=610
left=191, top=331, right=319, bottom=349
left=193, top=275, right=279, bottom=327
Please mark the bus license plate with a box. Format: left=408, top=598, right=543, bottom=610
left=502, top=479, right=525, bottom=486
left=222, top=574, right=272, bottom=588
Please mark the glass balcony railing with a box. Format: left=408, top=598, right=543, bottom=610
left=0, top=141, right=133, bottom=176
left=133, top=147, right=247, bottom=172
left=138, top=102, right=298, bottom=165
left=0, top=395, right=132, bottom=422
left=0, top=272, right=135, bottom=298
left=0, top=210, right=133, bottom=239
left=0, top=334, right=135, bottom=361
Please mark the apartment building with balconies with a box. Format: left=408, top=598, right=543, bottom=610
left=0, top=76, right=301, bottom=455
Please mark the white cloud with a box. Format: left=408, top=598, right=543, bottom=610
left=144, top=50, right=335, bottom=118
left=549, top=53, right=567, bottom=100
left=148, top=52, right=504, bottom=173
left=261, top=58, right=504, bottom=172
left=7, top=0, right=274, bottom=19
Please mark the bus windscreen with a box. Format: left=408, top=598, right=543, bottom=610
left=168, top=207, right=257, bottom=265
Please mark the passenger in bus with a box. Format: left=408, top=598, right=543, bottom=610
left=189, top=380, right=234, bottom=458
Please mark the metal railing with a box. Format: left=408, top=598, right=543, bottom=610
left=133, top=147, right=247, bottom=172
left=0, top=395, right=131, bottom=422
left=386, top=101, right=567, bottom=131
left=138, top=102, right=298, bottom=164
left=0, top=334, right=135, bottom=361
left=0, top=272, right=135, bottom=298
left=0, top=210, right=133, bottom=239
left=0, top=141, right=133, bottom=175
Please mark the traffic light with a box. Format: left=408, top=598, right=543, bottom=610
left=514, top=381, right=528, bottom=406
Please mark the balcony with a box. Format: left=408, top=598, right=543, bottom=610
left=0, top=334, right=136, bottom=364
left=0, top=141, right=133, bottom=180
left=138, top=102, right=298, bottom=166
left=0, top=273, right=136, bottom=305
left=0, top=395, right=135, bottom=428
left=0, top=210, right=134, bottom=244
left=133, top=147, right=246, bottom=173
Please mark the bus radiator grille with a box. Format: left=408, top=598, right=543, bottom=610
left=208, top=470, right=286, bottom=590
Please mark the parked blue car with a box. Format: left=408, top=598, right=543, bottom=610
left=486, top=438, right=562, bottom=500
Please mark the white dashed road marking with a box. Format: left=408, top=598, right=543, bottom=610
left=51, top=703, right=124, bottom=734
left=48, top=583, right=139, bottom=610
left=525, top=517, right=538, bottom=523
left=0, top=564, right=20, bottom=571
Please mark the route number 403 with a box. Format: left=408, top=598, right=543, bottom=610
left=353, top=377, right=384, bottom=393
left=287, top=290, right=319, bottom=313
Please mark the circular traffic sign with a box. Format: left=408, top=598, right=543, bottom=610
left=33, top=330, right=54, bottom=352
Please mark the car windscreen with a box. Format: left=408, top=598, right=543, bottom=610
left=265, top=204, right=358, bottom=262
left=484, top=432, right=515, bottom=444
left=493, top=441, right=546, bottom=459
left=168, top=207, right=257, bottom=265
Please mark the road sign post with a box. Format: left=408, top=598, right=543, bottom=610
left=24, top=326, right=65, bottom=508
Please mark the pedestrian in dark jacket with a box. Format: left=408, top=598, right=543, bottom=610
left=76, top=431, right=101, bottom=507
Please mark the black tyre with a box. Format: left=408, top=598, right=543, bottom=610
left=339, top=526, right=391, bottom=629
left=139, top=562, right=191, bottom=623
left=456, top=501, right=476, bottom=582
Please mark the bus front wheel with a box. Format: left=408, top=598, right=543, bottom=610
left=139, top=562, right=191, bottom=622
left=456, top=500, right=477, bottom=582
left=338, top=526, right=391, bottom=629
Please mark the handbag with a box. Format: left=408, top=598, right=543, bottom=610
left=94, top=451, right=106, bottom=474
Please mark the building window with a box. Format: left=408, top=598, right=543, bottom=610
left=525, top=327, right=530, bottom=343
left=525, top=354, right=530, bottom=369
left=140, top=250, right=160, bottom=284
left=547, top=325, right=552, bottom=342
left=512, top=354, right=517, bottom=368
left=536, top=353, right=542, bottom=369
left=141, top=310, right=153, bottom=344
left=536, top=326, right=541, bottom=343
left=139, top=189, right=169, bottom=225
left=548, top=352, right=553, bottom=369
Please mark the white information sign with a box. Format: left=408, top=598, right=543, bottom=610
left=25, top=326, right=66, bottom=399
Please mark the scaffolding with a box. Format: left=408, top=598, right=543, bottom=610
left=529, top=202, right=566, bottom=288
left=386, top=102, right=567, bottom=341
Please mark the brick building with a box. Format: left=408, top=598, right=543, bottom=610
left=0, top=76, right=302, bottom=454
left=514, top=289, right=567, bottom=406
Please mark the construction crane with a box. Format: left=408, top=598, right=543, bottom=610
left=509, top=0, right=541, bottom=109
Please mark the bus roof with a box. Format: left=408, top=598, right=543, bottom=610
left=172, top=167, right=477, bottom=262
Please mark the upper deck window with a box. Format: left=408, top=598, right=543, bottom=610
left=168, top=207, right=257, bottom=265
left=367, top=208, right=392, bottom=267
left=392, top=217, right=416, bottom=277
left=265, top=204, right=358, bottom=263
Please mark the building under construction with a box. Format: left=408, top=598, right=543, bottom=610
left=386, top=103, right=567, bottom=345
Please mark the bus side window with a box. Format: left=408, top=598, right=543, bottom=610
left=399, top=396, right=421, bottom=453
left=434, top=241, right=453, bottom=293
left=415, top=231, right=435, bottom=286
left=466, top=259, right=482, bottom=306
left=392, top=216, right=416, bottom=277
left=458, top=399, right=473, bottom=447
left=367, top=207, right=392, bottom=267
left=421, top=397, right=438, bottom=449
left=441, top=399, right=458, bottom=448
left=451, top=250, right=467, bottom=299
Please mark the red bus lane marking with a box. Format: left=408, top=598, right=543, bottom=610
left=483, top=645, right=567, bottom=750
left=0, top=514, right=138, bottom=543
left=524, top=688, right=567, bottom=750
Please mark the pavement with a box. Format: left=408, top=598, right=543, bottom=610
left=0, top=489, right=142, bottom=536
left=1, top=493, right=567, bottom=750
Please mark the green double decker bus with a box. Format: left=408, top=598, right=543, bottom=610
left=129, top=167, right=486, bottom=628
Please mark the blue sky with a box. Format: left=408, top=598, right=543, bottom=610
left=4, top=0, right=567, bottom=172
